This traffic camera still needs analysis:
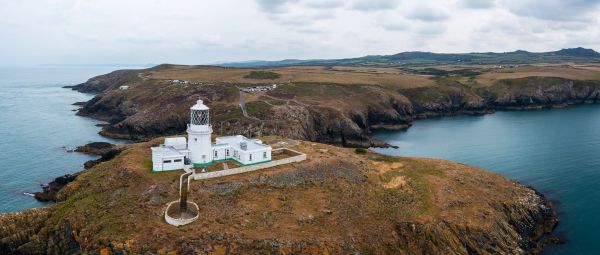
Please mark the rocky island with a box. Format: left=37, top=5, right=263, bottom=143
left=0, top=139, right=557, bottom=254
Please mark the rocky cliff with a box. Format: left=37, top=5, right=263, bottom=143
left=71, top=67, right=600, bottom=147
left=0, top=140, right=559, bottom=254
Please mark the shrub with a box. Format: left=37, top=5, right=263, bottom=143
left=355, top=148, right=367, bottom=154
left=244, top=71, right=281, bottom=80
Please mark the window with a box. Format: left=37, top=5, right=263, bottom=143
left=214, top=150, right=218, bottom=157
left=163, top=160, right=171, bottom=163
left=194, top=138, right=197, bottom=142
left=174, top=159, right=182, bottom=163
left=249, top=154, right=252, bottom=161
left=263, top=151, right=267, bottom=159
left=226, top=149, right=230, bottom=156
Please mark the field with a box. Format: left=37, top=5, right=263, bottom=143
left=147, top=65, right=435, bottom=89
left=147, top=63, right=600, bottom=91
left=475, top=64, right=600, bottom=85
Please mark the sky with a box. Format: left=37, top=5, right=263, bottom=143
left=1, top=0, right=599, bottom=66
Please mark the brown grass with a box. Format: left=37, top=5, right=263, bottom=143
left=48, top=138, right=544, bottom=253
left=147, top=65, right=435, bottom=89
left=476, top=64, right=600, bottom=85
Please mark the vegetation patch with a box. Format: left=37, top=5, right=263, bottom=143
left=244, top=71, right=281, bottom=80
left=355, top=148, right=367, bottom=154
left=411, top=68, right=481, bottom=77
left=246, top=101, right=273, bottom=119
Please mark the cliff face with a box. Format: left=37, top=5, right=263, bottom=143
left=0, top=140, right=558, bottom=254
left=72, top=68, right=600, bottom=147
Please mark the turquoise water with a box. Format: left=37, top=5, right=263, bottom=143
left=0, top=67, right=125, bottom=213
left=373, top=106, right=600, bottom=254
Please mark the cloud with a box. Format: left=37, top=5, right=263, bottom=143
left=406, top=5, right=449, bottom=22
left=351, top=0, right=401, bottom=11
left=502, top=0, right=600, bottom=21
left=255, top=0, right=298, bottom=12
left=461, top=0, right=495, bottom=9
left=1, top=0, right=600, bottom=66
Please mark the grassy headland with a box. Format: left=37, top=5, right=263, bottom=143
left=0, top=139, right=557, bottom=254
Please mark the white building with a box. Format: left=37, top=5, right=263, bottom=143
left=119, top=85, right=129, bottom=90
left=213, top=135, right=272, bottom=165
left=151, top=99, right=272, bottom=171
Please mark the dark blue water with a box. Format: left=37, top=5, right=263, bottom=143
left=373, top=106, right=600, bottom=254
left=0, top=67, right=126, bottom=213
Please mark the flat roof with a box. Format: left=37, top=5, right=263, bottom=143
left=215, top=135, right=271, bottom=152
left=151, top=146, right=185, bottom=158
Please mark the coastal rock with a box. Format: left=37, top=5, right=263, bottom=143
left=63, top=69, right=140, bottom=93
left=34, top=173, right=80, bottom=202
left=74, top=142, right=115, bottom=155
left=34, top=142, right=126, bottom=202
left=82, top=146, right=125, bottom=169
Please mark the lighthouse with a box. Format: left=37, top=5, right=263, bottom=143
left=187, top=99, right=213, bottom=165
left=151, top=99, right=274, bottom=171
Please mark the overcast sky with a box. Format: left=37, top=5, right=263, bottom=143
left=1, top=0, right=599, bottom=66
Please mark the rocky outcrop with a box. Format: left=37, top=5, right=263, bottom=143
left=63, top=69, right=140, bottom=93
left=74, top=142, right=115, bottom=155
left=33, top=142, right=126, bottom=202
left=34, top=173, right=80, bottom=202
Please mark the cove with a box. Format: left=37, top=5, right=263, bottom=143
left=372, top=105, right=600, bottom=254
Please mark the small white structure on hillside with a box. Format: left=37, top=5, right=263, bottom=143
left=151, top=99, right=272, bottom=171
left=119, top=85, right=129, bottom=90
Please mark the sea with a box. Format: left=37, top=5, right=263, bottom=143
left=0, top=66, right=129, bottom=213
left=373, top=106, right=600, bottom=254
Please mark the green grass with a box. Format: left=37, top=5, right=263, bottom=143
left=355, top=148, right=367, bottom=154
left=244, top=71, right=281, bottom=79
left=246, top=101, right=273, bottom=119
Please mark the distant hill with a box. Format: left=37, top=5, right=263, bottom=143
left=220, top=47, right=600, bottom=67
left=552, top=47, right=600, bottom=58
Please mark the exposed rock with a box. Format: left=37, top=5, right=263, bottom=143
left=74, top=142, right=115, bottom=156
left=34, top=173, right=80, bottom=202
left=33, top=143, right=126, bottom=202
left=83, top=147, right=124, bottom=169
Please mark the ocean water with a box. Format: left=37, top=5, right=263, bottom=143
left=373, top=106, right=600, bottom=254
left=0, top=67, right=126, bottom=213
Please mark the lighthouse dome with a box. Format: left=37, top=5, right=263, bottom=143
left=191, top=99, right=209, bottom=111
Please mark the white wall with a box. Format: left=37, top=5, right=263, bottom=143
left=193, top=149, right=306, bottom=180
left=154, top=157, right=185, bottom=171
left=188, top=131, right=212, bottom=164
left=212, top=147, right=228, bottom=161
left=228, top=148, right=271, bottom=165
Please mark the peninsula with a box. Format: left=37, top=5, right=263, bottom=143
left=11, top=48, right=600, bottom=254
left=68, top=48, right=600, bottom=147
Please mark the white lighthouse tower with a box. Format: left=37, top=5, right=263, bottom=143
left=187, top=99, right=213, bottom=165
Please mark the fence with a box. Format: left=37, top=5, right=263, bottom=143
left=192, top=148, right=306, bottom=180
